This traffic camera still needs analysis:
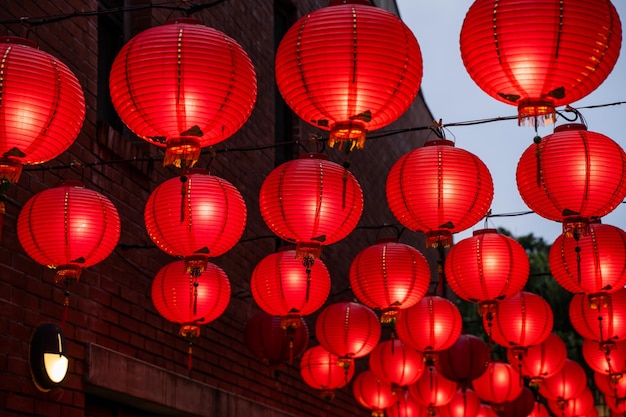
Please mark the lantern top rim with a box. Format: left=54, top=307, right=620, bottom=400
left=277, top=245, right=297, bottom=253
left=328, top=0, right=373, bottom=6
left=424, top=139, right=455, bottom=148
left=181, top=168, right=209, bottom=176
left=472, top=228, right=498, bottom=236
left=298, top=153, right=328, bottom=161
left=553, top=123, right=588, bottom=133
left=0, top=36, right=37, bottom=48
left=163, top=17, right=203, bottom=26
left=54, top=180, right=84, bottom=188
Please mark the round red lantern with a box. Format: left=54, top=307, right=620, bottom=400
left=369, top=339, right=425, bottom=388
left=460, top=0, right=621, bottom=124
left=386, top=140, right=494, bottom=248
left=250, top=247, right=330, bottom=328
left=548, top=387, right=595, bottom=417
left=275, top=1, right=422, bottom=150
left=538, top=359, right=588, bottom=402
left=498, top=387, right=536, bottom=417
left=299, top=345, right=355, bottom=400
left=353, top=370, right=396, bottom=417
left=17, top=181, right=120, bottom=285
left=550, top=222, right=626, bottom=296
left=315, top=301, right=380, bottom=369
left=528, top=402, right=550, bottom=417
left=484, top=291, right=553, bottom=353
left=476, top=404, right=498, bottom=417
left=595, top=371, right=626, bottom=398
left=259, top=153, right=363, bottom=259
left=437, top=388, right=482, bottom=417
left=516, top=124, right=626, bottom=236
left=385, top=391, right=428, bottom=417
left=445, top=228, right=529, bottom=313
left=583, top=339, right=626, bottom=377
left=144, top=169, right=246, bottom=276
left=349, top=239, right=430, bottom=322
left=472, top=361, right=523, bottom=406
left=244, top=312, right=309, bottom=367
left=395, top=296, right=463, bottom=355
left=606, top=392, right=626, bottom=415
left=506, top=333, right=567, bottom=385
left=408, top=366, right=457, bottom=410
left=436, top=334, right=490, bottom=387
left=569, top=289, right=626, bottom=343
left=110, top=18, right=257, bottom=167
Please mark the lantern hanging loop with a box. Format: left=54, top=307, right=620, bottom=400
left=558, top=106, right=587, bottom=126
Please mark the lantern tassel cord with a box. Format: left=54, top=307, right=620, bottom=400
left=574, top=231, right=582, bottom=285
left=61, top=289, right=70, bottom=328
left=303, top=255, right=314, bottom=303
left=180, top=172, right=188, bottom=223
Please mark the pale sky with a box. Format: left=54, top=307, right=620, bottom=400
left=396, top=1, right=626, bottom=245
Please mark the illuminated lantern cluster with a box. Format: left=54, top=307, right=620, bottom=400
left=460, top=0, right=622, bottom=124
left=275, top=0, right=423, bottom=150
left=110, top=18, right=257, bottom=167
left=386, top=140, right=493, bottom=248
left=144, top=169, right=246, bottom=277
left=300, top=345, right=355, bottom=401
left=548, top=387, right=595, bottom=417
left=506, top=332, right=567, bottom=386
left=244, top=312, right=309, bottom=367
left=353, top=370, right=395, bottom=417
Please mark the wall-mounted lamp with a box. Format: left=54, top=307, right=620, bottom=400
left=29, top=323, right=68, bottom=392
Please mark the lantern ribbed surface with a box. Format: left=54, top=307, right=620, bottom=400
left=395, top=296, right=462, bottom=353
left=0, top=37, right=85, bottom=171
left=259, top=154, right=363, bottom=256
left=151, top=260, right=230, bottom=326
left=472, top=361, right=523, bottom=405
left=569, top=289, right=626, bottom=342
left=250, top=248, right=330, bottom=319
left=315, top=301, right=380, bottom=363
left=595, top=371, right=626, bottom=398
left=484, top=291, right=553, bottom=349
left=548, top=388, right=594, bottom=417
left=506, top=332, right=567, bottom=382
left=349, top=239, right=430, bottom=317
left=476, top=404, right=498, bottom=417
left=352, top=370, right=396, bottom=414
left=528, top=402, right=550, bottom=417
left=460, top=0, right=621, bottom=123
left=516, top=124, right=626, bottom=231
left=368, top=339, right=424, bottom=387
left=499, top=388, right=536, bottom=417
left=436, top=334, right=490, bottom=385
left=538, top=359, right=587, bottom=401
left=445, top=229, right=529, bottom=305
left=437, top=388, right=482, bottom=417
left=549, top=222, right=626, bottom=295
left=109, top=19, right=257, bottom=166
left=386, top=140, right=493, bottom=248
left=244, top=312, right=308, bottom=366
left=275, top=2, right=422, bottom=149
left=607, top=393, right=626, bottom=414
left=17, top=181, right=120, bottom=277
left=385, top=392, right=428, bottom=417
left=408, top=366, right=458, bottom=408
left=299, top=345, right=355, bottom=394
left=582, top=339, right=626, bottom=376
left=144, top=169, right=246, bottom=259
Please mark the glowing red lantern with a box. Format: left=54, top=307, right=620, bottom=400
left=408, top=366, right=457, bottom=411
left=315, top=301, right=380, bottom=369
left=250, top=247, right=330, bottom=328
left=539, top=359, right=587, bottom=402
left=484, top=291, right=553, bottom=354
left=528, top=402, right=550, bottom=417
left=299, top=345, right=355, bottom=401
left=460, top=0, right=622, bottom=124
left=548, top=387, right=595, bottom=417
left=516, top=124, right=626, bottom=236
left=349, top=239, right=430, bottom=322
left=110, top=18, right=256, bottom=167
left=506, top=333, right=567, bottom=385
left=144, top=169, right=246, bottom=276
left=472, top=361, right=523, bottom=406
left=476, top=404, right=498, bottom=417
left=353, top=370, right=396, bottom=417
left=17, top=181, right=120, bottom=285
left=275, top=1, right=422, bottom=150
left=595, top=371, right=626, bottom=398
left=244, top=312, right=309, bottom=367
left=437, top=388, right=481, bottom=417
left=583, top=339, right=626, bottom=377
left=386, top=140, right=493, bottom=248
left=395, top=296, right=463, bottom=355
left=385, top=391, right=428, bottom=417
left=569, top=289, right=626, bottom=343
left=499, top=387, right=536, bottom=417
left=445, top=229, right=529, bottom=313
left=606, top=393, right=626, bottom=415
left=550, top=222, right=626, bottom=295
left=259, top=154, right=363, bottom=259
left=368, top=339, right=425, bottom=388
left=436, top=334, right=490, bottom=387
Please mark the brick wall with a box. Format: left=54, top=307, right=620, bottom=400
left=0, top=1, right=435, bottom=416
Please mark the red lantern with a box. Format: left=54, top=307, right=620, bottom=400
left=349, top=239, right=430, bottom=322
left=506, top=333, right=567, bottom=385
left=259, top=153, right=363, bottom=259
left=352, top=370, right=396, bottom=417
left=408, top=366, right=457, bottom=410
left=445, top=229, right=529, bottom=313
left=539, top=359, right=588, bottom=402
left=110, top=18, right=257, bottom=167
left=144, top=169, right=246, bottom=276
left=484, top=291, right=553, bottom=354
left=472, top=361, right=523, bottom=406
left=528, top=402, right=550, bottom=417
left=0, top=37, right=85, bottom=185
left=498, top=387, right=536, bottom=417
left=17, top=181, right=120, bottom=285
left=250, top=247, right=330, bottom=328
left=476, top=404, right=498, bottom=417
left=244, top=312, right=309, bottom=367
left=583, top=339, right=626, bottom=377
left=437, top=388, right=481, bottom=417
left=436, top=334, right=490, bottom=387
left=594, top=371, right=626, bottom=398
left=516, top=124, right=626, bottom=236
left=395, top=296, right=463, bottom=355
left=548, top=387, right=595, bottom=417
left=569, top=289, right=626, bottom=343
left=549, top=222, right=626, bottom=296
left=275, top=1, right=422, bottom=150
left=368, top=339, right=425, bottom=388
left=315, top=301, right=380, bottom=369
left=299, top=345, right=355, bottom=401
left=460, top=0, right=622, bottom=125
left=385, top=391, right=428, bottom=417
left=386, top=140, right=494, bottom=248
left=606, top=392, right=626, bottom=415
